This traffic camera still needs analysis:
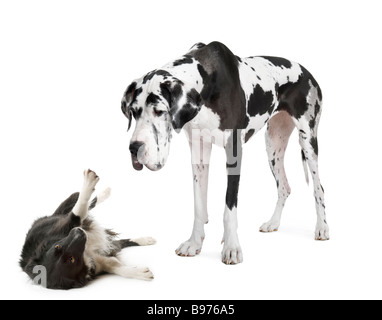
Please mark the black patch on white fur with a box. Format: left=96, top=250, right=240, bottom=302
left=146, top=93, right=160, bottom=106
left=248, top=84, right=275, bottom=117
left=310, top=136, right=318, bottom=155
left=192, top=42, right=247, bottom=130
left=309, top=101, right=321, bottom=129
left=190, top=42, right=206, bottom=50
left=226, top=174, right=240, bottom=210
left=171, top=87, right=202, bottom=131
left=225, top=129, right=243, bottom=210
left=245, top=129, right=255, bottom=142
left=187, top=88, right=202, bottom=106
left=173, top=55, right=193, bottom=66
left=152, top=124, right=159, bottom=145
left=260, top=56, right=293, bottom=69
left=131, top=87, right=142, bottom=105
left=143, top=70, right=172, bottom=84
left=125, top=82, right=137, bottom=99
left=132, top=107, right=143, bottom=120
left=276, top=65, right=322, bottom=121
left=171, top=103, right=198, bottom=131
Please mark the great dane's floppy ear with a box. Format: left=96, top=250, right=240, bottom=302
left=121, top=82, right=139, bottom=132
left=160, top=80, right=202, bottom=133
left=121, top=99, right=132, bottom=131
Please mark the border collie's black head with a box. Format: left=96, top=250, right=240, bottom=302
left=21, top=227, right=89, bottom=290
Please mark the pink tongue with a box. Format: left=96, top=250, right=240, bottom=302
left=132, top=156, right=143, bottom=171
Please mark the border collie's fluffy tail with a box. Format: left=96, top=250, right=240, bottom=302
left=118, top=239, right=141, bottom=248
left=88, top=188, right=111, bottom=211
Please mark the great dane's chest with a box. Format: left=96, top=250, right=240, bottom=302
left=184, top=106, right=233, bottom=148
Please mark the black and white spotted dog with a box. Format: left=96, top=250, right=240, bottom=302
left=20, top=170, right=155, bottom=289
left=121, top=42, right=329, bottom=265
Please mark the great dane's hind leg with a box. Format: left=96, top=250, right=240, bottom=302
left=221, top=130, right=243, bottom=265
left=260, top=111, right=295, bottom=233
left=176, top=139, right=212, bottom=257
left=72, top=169, right=99, bottom=221
left=298, top=127, right=329, bottom=240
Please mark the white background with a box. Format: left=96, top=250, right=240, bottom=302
left=1, top=0, right=381, bottom=300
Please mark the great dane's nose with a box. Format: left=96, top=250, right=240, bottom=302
left=129, top=141, right=144, bottom=157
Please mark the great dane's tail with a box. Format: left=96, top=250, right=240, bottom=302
left=301, top=150, right=309, bottom=185
left=88, top=188, right=111, bottom=211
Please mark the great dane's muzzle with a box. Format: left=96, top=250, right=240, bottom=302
left=129, top=141, right=144, bottom=171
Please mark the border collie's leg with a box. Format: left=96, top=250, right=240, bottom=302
left=129, top=237, right=157, bottom=246
left=96, top=256, right=154, bottom=281
left=72, top=169, right=99, bottom=221
left=88, top=187, right=111, bottom=211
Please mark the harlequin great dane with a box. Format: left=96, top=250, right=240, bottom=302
left=121, top=41, right=329, bottom=265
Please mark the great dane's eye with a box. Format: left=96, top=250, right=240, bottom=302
left=68, top=257, right=75, bottom=264
left=154, top=109, right=166, bottom=117
left=55, top=245, right=61, bottom=250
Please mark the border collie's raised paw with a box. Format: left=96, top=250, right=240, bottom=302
left=83, top=169, right=99, bottom=191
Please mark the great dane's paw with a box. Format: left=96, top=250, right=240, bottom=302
left=83, top=169, right=99, bottom=192
left=221, top=245, right=243, bottom=265
left=259, top=220, right=280, bottom=233
left=175, top=240, right=202, bottom=257
left=315, top=223, right=330, bottom=241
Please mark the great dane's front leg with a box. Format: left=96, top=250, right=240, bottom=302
left=176, top=139, right=212, bottom=257
left=222, top=130, right=243, bottom=265
left=72, top=169, right=99, bottom=221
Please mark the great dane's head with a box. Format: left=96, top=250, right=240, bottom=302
left=121, top=69, right=202, bottom=171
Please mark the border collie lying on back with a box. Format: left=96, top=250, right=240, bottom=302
left=20, top=169, right=155, bottom=289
